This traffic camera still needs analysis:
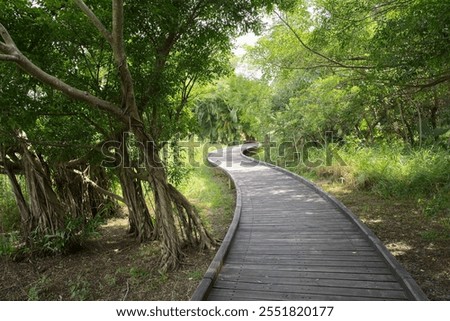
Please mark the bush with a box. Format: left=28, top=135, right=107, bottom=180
left=334, top=143, right=448, bottom=217
left=0, top=232, right=20, bottom=256
left=0, top=176, right=21, bottom=234
left=31, top=215, right=105, bottom=255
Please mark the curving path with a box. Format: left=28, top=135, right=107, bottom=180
left=192, top=145, right=427, bottom=301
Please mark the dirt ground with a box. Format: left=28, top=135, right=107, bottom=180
left=1, top=166, right=235, bottom=301
left=0, top=216, right=222, bottom=300
left=318, top=181, right=450, bottom=301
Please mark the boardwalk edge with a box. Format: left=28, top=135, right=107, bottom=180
left=240, top=143, right=428, bottom=301
left=190, top=153, right=243, bottom=301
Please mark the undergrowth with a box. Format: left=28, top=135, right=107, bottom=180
left=0, top=175, right=21, bottom=234
left=258, top=140, right=449, bottom=218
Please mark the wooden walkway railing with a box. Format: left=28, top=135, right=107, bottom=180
left=191, top=144, right=427, bottom=301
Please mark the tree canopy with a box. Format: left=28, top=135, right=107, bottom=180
left=0, top=0, right=282, bottom=269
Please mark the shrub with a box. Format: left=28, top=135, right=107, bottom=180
left=0, top=176, right=21, bottom=234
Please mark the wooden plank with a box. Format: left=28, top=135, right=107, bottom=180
left=230, top=248, right=379, bottom=255
left=213, top=280, right=408, bottom=300
left=232, top=235, right=371, bottom=242
left=217, top=274, right=403, bottom=291
left=219, top=266, right=398, bottom=282
left=225, top=258, right=387, bottom=268
left=223, top=263, right=393, bottom=275
left=230, top=245, right=375, bottom=251
left=207, top=288, right=399, bottom=301
left=227, top=253, right=383, bottom=262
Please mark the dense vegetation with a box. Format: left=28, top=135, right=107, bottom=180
left=196, top=0, right=449, bottom=220
left=0, top=0, right=282, bottom=269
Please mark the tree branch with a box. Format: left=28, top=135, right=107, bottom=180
left=0, top=22, right=127, bottom=123
left=0, top=41, right=10, bottom=52
left=73, top=0, right=113, bottom=45
left=14, top=52, right=126, bottom=121
left=112, top=0, right=125, bottom=58
left=112, top=0, right=140, bottom=122
left=0, top=22, right=16, bottom=46
left=407, top=73, right=450, bottom=90
left=0, top=54, right=18, bottom=62
left=72, top=169, right=125, bottom=203
left=275, top=12, right=373, bottom=71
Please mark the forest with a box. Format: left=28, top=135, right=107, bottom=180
left=1, top=0, right=449, bottom=300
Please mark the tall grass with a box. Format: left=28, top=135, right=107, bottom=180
left=295, top=142, right=449, bottom=217
left=343, top=145, right=449, bottom=200
left=178, top=145, right=235, bottom=230
left=257, top=139, right=449, bottom=218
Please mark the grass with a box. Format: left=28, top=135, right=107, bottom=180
left=281, top=143, right=450, bottom=218
left=178, top=148, right=235, bottom=235
left=68, top=276, right=91, bottom=301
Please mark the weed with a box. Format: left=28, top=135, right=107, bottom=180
left=68, top=276, right=90, bottom=301
left=30, top=215, right=105, bottom=255
left=0, top=232, right=20, bottom=256
left=103, top=274, right=117, bottom=287
left=27, top=275, right=49, bottom=301
left=420, top=230, right=450, bottom=242
left=129, top=267, right=149, bottom=279
left=158, top=270, right=169, bottom=284
left=187, top=270, right=203, bottom=281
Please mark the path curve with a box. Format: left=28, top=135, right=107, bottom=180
left=191, top=144, right=427, bottom=301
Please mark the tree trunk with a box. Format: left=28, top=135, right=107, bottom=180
left=398, top=102, right=415, bottom=146
left=3, top=161, right=30, bottom=236
left=19, top=138, right=65, bottom=242
left=133, top=128, right=217, bottom=270
left=118, top=167, right=155, bottom=242
left=116, top=132, right=155, bottom=241
left=54, top=166, right=87, bottom=220
left=87, top=166, right=118, bottom=218
left=55, top=165, right=118, bottom=221
left=151, top=172, right=183, bottom=271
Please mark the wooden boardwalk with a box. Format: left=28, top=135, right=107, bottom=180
left=192, top=145, right=427, bottom=301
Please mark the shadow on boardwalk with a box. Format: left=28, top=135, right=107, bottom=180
left=192, top=144, right=427, bottom=301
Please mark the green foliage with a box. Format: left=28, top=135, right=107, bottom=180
left=187, top=270, right=204, bottom=281
left=419, top=192, right=450, bottom=218
left=345, top=146, right=449, bottom=200
left=178, top=146, right=235, bottom=227
left=31, top=215, right=104, bottom=255
left=291, top=141, right=449, bottom=218
left=0, top=232, right=20, bottom=257
left=194, top=75, right=271, bottom=144
left=27, top=275, right=50, bottom=301
left=68, top=276, right=91, bottom=301
left=164, top=144, right=192, bottom=187
left=0, top=177, right=21, bottom=233
left=246, top=0, right=450, bottom=147
left=129, top=267, right=150, bottom=280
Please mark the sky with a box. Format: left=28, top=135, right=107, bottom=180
left=231, top=15, right=276, bottom=78
left=233, top=32, right=261, bottom=57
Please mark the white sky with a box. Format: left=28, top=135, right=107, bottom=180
left=233, top=32, right=260, bottom=57
left=231, top=15, right=275, bottom=78
left=233, top=33, right=263, bottom=79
